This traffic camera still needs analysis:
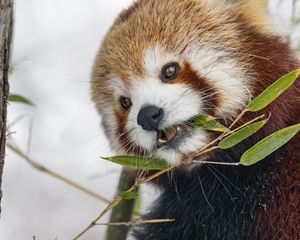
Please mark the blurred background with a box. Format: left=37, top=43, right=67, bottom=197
left=0, top=0, right=299, bottom=239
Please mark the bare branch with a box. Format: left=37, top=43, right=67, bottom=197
left=73, top=166, right=175, bottom=240
left=6, top=143, right=110, bottom=204
left=106, top=169, right=137, bottom=240
left=98, top=218, right=175, bottom=227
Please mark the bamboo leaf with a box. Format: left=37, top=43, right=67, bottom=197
left=120, top=191, right=140, bottom=200
left=248, top=69, right=300, bottom=112
left=219, top=119, right=268, bottom=149
left=240, top=123, right=300, bottom=166
left=102, top=156, right=170, bottom=170
left=8, top=94, right=35, bottom=106
left=190, top=115, right=216, bottom=125
left=131, top=189, right=142, bottom=220
left=191, top=115, right=228, bottom=133
left=199, top=120, right=229, bottom=133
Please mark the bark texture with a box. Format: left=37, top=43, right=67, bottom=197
left=0, top=0, right=13, bottom=216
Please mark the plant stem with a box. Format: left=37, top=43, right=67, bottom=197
left=106, top=169, right=137, bottom=240
left=6, top=143, right=110, bottom=204
left=73, top=166, right=175, bottom=240
left=228, top=109, right=248, bottom=130
left=193, top=111, right=262, bottom=158
left=192, top=160, right=240, bottom=166
left=98, top=219, right=175, bottom=227
left=223, top=114, right=266, bottom=138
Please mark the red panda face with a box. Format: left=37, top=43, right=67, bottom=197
left=92, top=0, right=270, bottom=166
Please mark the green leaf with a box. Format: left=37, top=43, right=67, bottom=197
left=102, top=156, right=170, bottom=170
left=190, top=115, right=216, bottom=125
left=132, top=189, right=142, bottom=220
left=120, top=191, right=140, bottom=200
left=248, top=69, right=300, bottom=112
left=200, top=120, right=229, bottom=133
left=191, top=115, right=228, bottom=133
left=8, top=94, right=35, bottom=106
left=240, top=123, right=300, bottom=166
left=219, top=119, right=268, bottom=149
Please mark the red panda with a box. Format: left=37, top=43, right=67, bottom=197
left=91, top=0, right=300, bottom=239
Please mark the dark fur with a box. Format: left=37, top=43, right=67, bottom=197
left=132, top=25, right=300, bottom=240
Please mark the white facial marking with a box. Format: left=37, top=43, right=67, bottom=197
left=109, top=76, right=129, bottom=97
left=155, top=149, right=183, bottom=165
left=96, top=102, right=119, bottom=149
left=183, top=44, right=251, bottom=118
left=156, top=128, right=208, bottom=165
left=97, top=76, right=129, bottom=152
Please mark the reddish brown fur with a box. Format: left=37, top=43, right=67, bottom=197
left=236, top=23, right=300, bottom=239
left=113, top=1, right=142, bottom=26
left=254, top=142, right=300, bottom=240
left=92, top=1, right=300, bottom=239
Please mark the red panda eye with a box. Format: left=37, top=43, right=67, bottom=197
left=120, top=96, right=132, bottom=109
left=161, top=62, right=180, bottom=82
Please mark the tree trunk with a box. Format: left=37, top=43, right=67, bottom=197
left=0, top=0, right=13, bottom=217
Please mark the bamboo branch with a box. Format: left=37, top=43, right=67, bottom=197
left=6, top=143, right=110, bottom=204
left=106, top=169, right=137, bottom=240
left=98, top=219, right=175, bottom=227
left=192, top=160, right=240, bottom=166
left=73, top=166, right=175, bottom=240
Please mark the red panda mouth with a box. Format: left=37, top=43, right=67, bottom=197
left=157, top=124, right=190, bottom=148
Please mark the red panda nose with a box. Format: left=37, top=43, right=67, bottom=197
left=137, top=105, right=164, bottom=131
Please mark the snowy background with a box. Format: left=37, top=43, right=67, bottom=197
left=0, top=0, right=299, bottom=239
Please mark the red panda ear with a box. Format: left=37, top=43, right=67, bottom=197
left=253, top=0, right=268, bottom=8
left=243, top=0, right=268, bottom=8
left=258, top=0, right=268, bottom=8
left=208, top=0, right=268, bottom=9
left=237, top=0, right=273, bottom=34
left=113, top=1, right=142, bottom=26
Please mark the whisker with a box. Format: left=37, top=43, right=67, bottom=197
left=205, top=164, right=236, bottom=205
left=208, top=165, right=247, bottom=199
left=196, top=173, right=215, bottom=213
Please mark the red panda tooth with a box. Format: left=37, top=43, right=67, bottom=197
left=158, top=138, right=167, bottom=144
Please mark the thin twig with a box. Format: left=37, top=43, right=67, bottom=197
left=228, top=109, right=248, bottom=130
left=193, top=135, right=222, bottom=156
left=74, top=197, right=124, bottom=240
left=106, top=169, right=138, bottom=240
left=192, top=160, right=240, bottom=166
left=6, top=143, right=110, bottom=204
left=193, top=110, right=258, bottom=157
left=223, top=114, right=266, bottom=138
left=197, top=146, right=218, bottom=155
left=73, top=166, right=175, bottom=240
left=96, top=219, right=175, bottom=227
